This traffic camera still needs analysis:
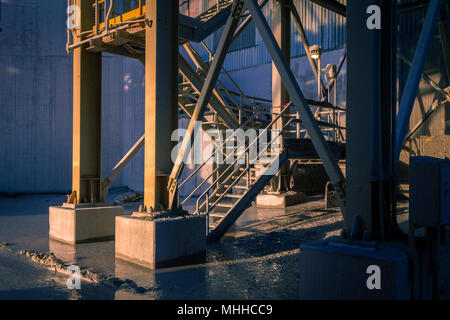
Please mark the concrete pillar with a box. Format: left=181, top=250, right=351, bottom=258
left=272, top=0, right=290, bottom=192
left=144, top=0, right=179, bottom=211
left=72, top=0, right=102, bottom=204
left=49, top=1, right=123, bottom=245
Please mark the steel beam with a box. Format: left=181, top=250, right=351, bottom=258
left=309, top=0, right=346, bottom=17
left=144, top=0, right=179, bottom=211
left=101, top=134, right=145, bottom=199
left=272, top=0, right=291, bottom=192
left=439, top=7, right=450, bottom=84
left=72, top=0, right=102, bottom=204
left=395, top=0, right=442, bottom=171
left=168, top=1, right=244, bottom=210
left=243, top=0, right=347, bottom=215
left=232, top=0, right=269, bottom=41
left=178, top=54, right=239, bottom=129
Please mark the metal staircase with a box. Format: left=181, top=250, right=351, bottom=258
left=67, top=0, right=348, bottom=242
left=178, top=104, right=293, bottom=242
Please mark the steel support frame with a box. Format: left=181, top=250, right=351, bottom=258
left=272, top=0, right=291, bottom=192
left=309, top=0, right=347, bottom=17
left=395, top=0, right=442, bottom=172
left=168, top=1, right=244, bottom=210
left=243, top=0, right=347, bottom=217
left=72, top=0, right=103, bottom=204
left=144, top=0, right=179, bottom=211
left=439, top=6, right=450, bottom=84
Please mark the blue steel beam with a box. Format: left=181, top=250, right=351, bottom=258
left=395, top=0, right=442, bottom=172
left=243, top=0, right=347, bottom=216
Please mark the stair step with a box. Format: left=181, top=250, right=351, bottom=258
left=216, top=202, right=235, bottom=208
left=215, top=193, right=242, bottom=199
left=224, top=185, right=248, bottom=190
left=209, top=212, right=227, bottom=218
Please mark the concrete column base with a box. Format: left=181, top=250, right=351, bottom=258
left=256, top=191, right=306, bottom=208
left=115, top=212, right=206, bottom=269
left=49, top=204, right=124, bottom=245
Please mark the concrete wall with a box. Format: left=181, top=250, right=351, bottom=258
left=0, top=0, right=347, bottom=197
left=0, top=0, right=126, bottom=193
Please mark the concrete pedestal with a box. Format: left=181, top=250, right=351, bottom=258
left=49, top=204, right=123, bottom=244
left=299, top=237, right=411, bottom=300
left=115, top=213, right=206, bottom=269
left=256, top=191, right=306, bottom=208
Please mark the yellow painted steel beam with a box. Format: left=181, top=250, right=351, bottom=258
left=92, top=5, right=146, bottom=31
left=144, top=0, right=179, bottom=211
left=73, top=0, right=103, bottom=204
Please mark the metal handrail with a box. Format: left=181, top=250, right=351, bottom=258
left=195, top=116, right=294, bottom=216
left=200, top=41, right=253, bottom=107
left=194, top=103, right=292, bottom=215
left=179, top=113, right=257, bottom=206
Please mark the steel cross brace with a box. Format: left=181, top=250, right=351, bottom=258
left=167, top=0, right=245, bottom=210
left=243, top=0, right=347, bottom=216
left=395, top=0, right=443, bottom=172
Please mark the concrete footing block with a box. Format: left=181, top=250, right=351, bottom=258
left=115, top=213, right=206, bottom=269
left=256, top=191, right=306, bottom=208
left=49, top=205, right=124, bottom=244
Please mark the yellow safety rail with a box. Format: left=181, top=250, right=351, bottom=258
left=92, top=0, right=145, bottom=33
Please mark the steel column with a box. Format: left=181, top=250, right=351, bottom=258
left=244, top=0, right=347, bottom=216
left=144, top=0, right=179, bottom=211
left=272, top=0, right=291, bottom=192
left=72, top=0, right=102, bottom=204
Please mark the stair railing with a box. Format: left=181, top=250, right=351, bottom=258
left=194, top=103, right=293, bottom=215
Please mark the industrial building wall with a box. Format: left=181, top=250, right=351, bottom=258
left=0, top=0, right=349, bottom=196
left=398, top=2, right=450, bottom=181
left=0, top=0, right=126, bottom=194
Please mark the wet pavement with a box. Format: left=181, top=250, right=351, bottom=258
left=0, top=188, right=344, bottom=299
left=1, top=188, right=449, bottom=299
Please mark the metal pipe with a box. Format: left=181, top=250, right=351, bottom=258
left=105, top=0, right=115, bottom=34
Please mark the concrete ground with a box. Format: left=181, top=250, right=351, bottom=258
left=0, top=188, right=449, bottom=300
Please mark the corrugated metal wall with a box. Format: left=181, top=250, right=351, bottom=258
left=192, top=0, right=346, bottom=71
left=0, top=0, right=126, bottom=193
left=397, top=0, right=450, bottom=179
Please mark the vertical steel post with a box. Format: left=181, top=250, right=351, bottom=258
left=272, top=0, right=291, bottom=192
left=144, top=0, right=179, bottom=211
left=72, top=0, right=102, bottom=204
